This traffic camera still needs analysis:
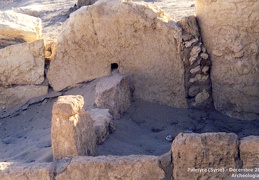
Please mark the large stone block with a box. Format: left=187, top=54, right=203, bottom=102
left=47, top=0, right=187, bottom=108
left=0, top=11, right=42, bottom=48
left=51, top=95, right=96, bottom=160
left=172, top=133, right=239, bottom=180
left=0, top=39, right=45, bottom=86
left=88, top=108, right=115, bottom=144
left=56, top=155, right=165, bottom=180
left=0, top=162, right=53, bottom=180
left=240, top=136, right=259, bottom=168
left=95, top=74, right=131, bottom=119
left=0, top=85, right=48, bottom=109
left=196, top=0, right=259, bottom=120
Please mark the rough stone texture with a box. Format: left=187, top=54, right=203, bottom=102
left=196, top=0, right=259, bottom=120
left=95, top=74, right=131, bottom=119
left=0, top=162, right=53, bottom=180
left=158, top=151, right=172, bottom=180
left=180, top=16, right=213, bottom=109
left=56, top=155, right=165, bottom=180
left=51, top=95, right=96, bottom=160
left=172, top=133, right=239, bottom=180
left=192, top=89, right=210, bottom=107
left=88, top=108, right=116, bottom=144
left=45, top=40, right=56, bottom=60
left=0, top=11, right=42, bottom=48
left=240, top=136, right=259, bottom=168
left=0, top=39, right=45, bottom=86
left=0, top=85, right=48, bottom=109
left=47, top=0, right=187, bottom=108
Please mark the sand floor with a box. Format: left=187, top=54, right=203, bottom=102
left=0, top=80, right=259, bottom=163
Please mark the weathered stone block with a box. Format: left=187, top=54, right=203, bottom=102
left=47, top=0, right=187, bottom=108
left=51, top=95, right=96, bottom=160
left=44, top=40, right=56, bottom=60
left=158, top=151, right=172, bottom=180
left=95, top=74, right=131, bottom=119
left=193, top=89, right=210, bottom=106
left=172, top=133, right=239, bottom=180
left=0, top=85, right=48, bottom=109
left=196, top=0, right=259, bottom=120
left=0, top=162, right=53, bottom=180
left=240, top=136, right=259, bottom=168
left=0, top=11, right=41, bottom=48
left=56, top=155, right=165, bottom=180
left=88, top=108, right=116, bottom=144
left=0, top=39, right=45, bottom=86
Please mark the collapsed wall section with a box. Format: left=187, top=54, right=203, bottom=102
left=196, top=0, right=259, bottom=120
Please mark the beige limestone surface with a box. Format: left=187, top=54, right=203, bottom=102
left=56, top=155, right=165, bottom=180
left=0, top=11, right=42, bottom=47
left=172, top=133, right=239, bottom=179
left=196, top=0, right=259, bottom=120
left=0, top=39, right=45, bottom=86
left=47, top=0, right=187, bottom=108
left=0, top=85, right=48, bottom=109
left=0, top=162, right=53, bottom=180
left=240, top=136, right=259, bottom=168
left=88, top=108, right=116, bottom=144
left=51, top=95, right=96, bottom=160
left=95, top=74, right=131, bottom=119
left=0, top=1, right=259, bottom=179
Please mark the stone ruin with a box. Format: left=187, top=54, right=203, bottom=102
left=0, top=0, right=259, bottom=179
left=1, top=0, right=258, bottom=119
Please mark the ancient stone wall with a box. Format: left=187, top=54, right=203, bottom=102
left=179, top=16, right=213, bottom=109
left=196, top=0, right=259, bottom=120
left=47, top=0, right=188, bottom=108
left=1, top=133, right=259, bottom=180
left=47, top=0, right=214, bottom=109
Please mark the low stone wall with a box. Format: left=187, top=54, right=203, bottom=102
left=196, top=0, right=259, bottom=120
left=1, top=133, right=259, bottom=180
left=0, top=39, right=48, bottom=109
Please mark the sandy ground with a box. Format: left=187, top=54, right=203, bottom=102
left=0, top=78, right=259, bottom=163
left=0, top=0, right=258, bottom=164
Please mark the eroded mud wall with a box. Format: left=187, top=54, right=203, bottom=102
left=196, top=0, right=259, bottom=120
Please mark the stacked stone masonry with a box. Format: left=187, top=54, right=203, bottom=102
left=196, top=0, right=259, bottom=120
left=179, top=16, right=213, bottom=109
